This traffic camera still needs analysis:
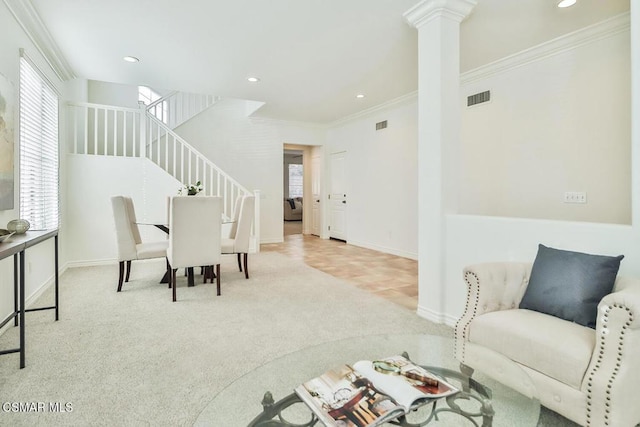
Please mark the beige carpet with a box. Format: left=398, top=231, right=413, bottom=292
left=0, top=252, right=450, bottom=426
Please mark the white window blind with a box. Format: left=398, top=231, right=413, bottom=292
left=19, top=56, right=59, bottom=230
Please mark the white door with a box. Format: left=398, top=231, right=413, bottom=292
left=311, top=153, right=321, bottom=236
left=329, top=151, right=347, bottom=241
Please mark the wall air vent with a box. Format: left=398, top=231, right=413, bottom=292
left=467, top=90, right=491, bottom=107
left=376, top=120, right=388, bottom=131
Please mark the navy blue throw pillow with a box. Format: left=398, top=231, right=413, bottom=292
left=519, top=244, right=624, bottom=329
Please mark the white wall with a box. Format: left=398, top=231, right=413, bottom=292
left=65, top=155, right=181, bottom=265
left=325, top=95, right=419, bottom=259
left=418, top=14, right=639, bottom=326
left=174, top=98, right=325, bottom=243
left=88, top=80, right=139, bottom=108
left=0, top=3, right=69, bottom=326
left=459, top=28, right=631, bottom=224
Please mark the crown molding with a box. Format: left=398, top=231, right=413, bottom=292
left=328, top=91, right=418, bottom=128
left=404, top=0, right=477, bottom=28
left=4, top=0, right=76, bottom=81
left=461, top=11, right=630, bottom=85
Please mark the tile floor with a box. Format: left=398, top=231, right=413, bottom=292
left=262, top=233, right=418, bottom=311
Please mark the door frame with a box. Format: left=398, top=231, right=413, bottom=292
left=283, top=143, right=322, bottom=238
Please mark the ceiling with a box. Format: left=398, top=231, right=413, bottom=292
left=28, top=0, right=630, bottom=124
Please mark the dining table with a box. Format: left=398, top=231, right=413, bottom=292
left=137, top=219, right=234, bottom=286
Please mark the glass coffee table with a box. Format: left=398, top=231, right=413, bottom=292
left=195, top=334, right=539, bottom=426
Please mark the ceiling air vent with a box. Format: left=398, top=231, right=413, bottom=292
left=376, top=120, right=388, bottom=131
left=467, top=90, right=490, bottom=107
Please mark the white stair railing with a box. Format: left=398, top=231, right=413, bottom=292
left=68, top=102, right=142, bottom=157
left=144, top=112, right=251, bottom=219
left=67, top=100, right=261, bottom=251
left=146, top=91, right=218, bottom=130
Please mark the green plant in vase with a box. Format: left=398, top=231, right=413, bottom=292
left=179, top=180, right=203, bottom=196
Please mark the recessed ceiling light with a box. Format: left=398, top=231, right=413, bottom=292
left=247, top=77, right=260, bottom=83
left=123, top=56, right=139, bottom=63
left=557, top=0, right=576, bottom=8
left=356, top=94, right=366, bottom=99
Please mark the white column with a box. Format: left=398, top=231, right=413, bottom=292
left=404, top=0, right=476, bottom=322
left=632, top=1, right=640, bottom=229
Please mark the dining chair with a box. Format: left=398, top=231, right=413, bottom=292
left=111, top=196, right=169, bottom=292
left=222, top=195, right=255, bottom=279
left=228, top=195, right=243, bottom=238
left=167, top=196, right=222, bottom=301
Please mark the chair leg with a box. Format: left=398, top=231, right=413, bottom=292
left=216, top=264, right=221, bottom=296
left=117, top=261, right=125, bottom=292
left=243, top=253, right=249, bottom=279
left=172, top=268, right=177, bottom=302
left=237, top=253, right=242, bottom=272
left=125, top=260, right=132, bottom=282
left=166, top=259, right=171, bottom=288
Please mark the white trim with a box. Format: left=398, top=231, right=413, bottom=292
left=3, top=0, right=75, bottom=81
left=0, top=273, right=56, bottom=337
left=404, top=0, right=478, bottom=29
left=64, top=258, right=118, bottom=269
left=448, top=213, right=634, bottom=231
left=416, top=304, right=458, bottom=327
left=260, top=237, right=284, bottom=244
left=328, top=91, right=418, bottom=128
left=461, top=12, right=630, bottom=85
left=347, top=239, right=417, bottom=261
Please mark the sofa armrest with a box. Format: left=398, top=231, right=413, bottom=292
left=582, top=280, right=640, bottom=426
left=455, top=262, right=531, bottom=361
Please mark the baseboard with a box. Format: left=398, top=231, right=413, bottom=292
left=0, top=272, right=56, bottom=337
left=416, top=304, right=458, bottom=328
left=260, top=237, right=284, bottom=244
left=64, top=258, right=117, bottom=268
left=347, top=239, right=417, bottom=260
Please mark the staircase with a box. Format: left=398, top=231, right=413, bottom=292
left=67, top=91, right=260, bottom=249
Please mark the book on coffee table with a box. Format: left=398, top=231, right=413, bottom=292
left=294, top=355, right=458, bottom=427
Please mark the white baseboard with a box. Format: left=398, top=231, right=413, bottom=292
left=260, top=237, right=284, bottom=244
left=0, top=273, right=56, bottom=337
left=416, top=304, right=458, bottom=328
left=347, top=239, right=417, bottom=260
left=64, top=258, right=117, bottom=269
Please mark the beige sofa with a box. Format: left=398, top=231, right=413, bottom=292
left=284, top=197, right=302, bottom=221
left=455, top=262, right=640, bottom=427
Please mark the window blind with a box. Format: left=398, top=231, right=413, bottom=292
left=19, top=56, right=59, bottom=230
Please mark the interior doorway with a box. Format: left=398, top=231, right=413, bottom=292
left=283, top=144, right=323, bottom=240
left=283, top=148, right=304, bottom=236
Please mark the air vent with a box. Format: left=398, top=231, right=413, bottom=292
left=376, top=120, right=388, bottom=130
left=467, top=90, right=490, bottom=107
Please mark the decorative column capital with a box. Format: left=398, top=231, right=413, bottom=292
left=404, top=0, right=477, bottom=28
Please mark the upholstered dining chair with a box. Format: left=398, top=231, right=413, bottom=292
left=222, top=195, right=255, bottom=279
left=167, top=196, right=222, bottom=301
left=228, top=195, right=243, bottom=238
left=111, top=196, right=169, bottom=292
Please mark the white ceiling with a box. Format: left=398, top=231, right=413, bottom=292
left=29, top=0, right=629, bottom=124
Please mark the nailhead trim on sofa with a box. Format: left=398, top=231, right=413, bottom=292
left=585, top=303, right=633, bottom=427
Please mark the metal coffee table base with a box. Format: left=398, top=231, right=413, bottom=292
left=249, top=363, right=494, bottom=427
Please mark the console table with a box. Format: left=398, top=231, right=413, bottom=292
left=0, top=229, right=59, bottom=368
